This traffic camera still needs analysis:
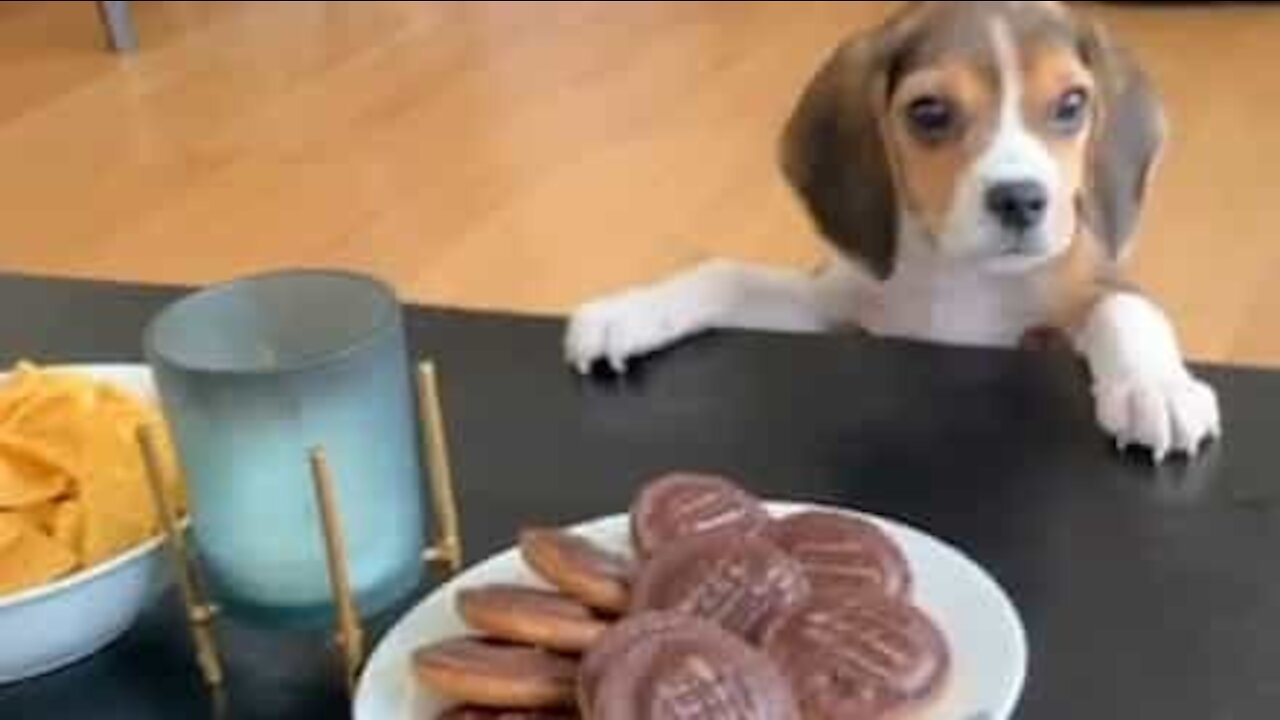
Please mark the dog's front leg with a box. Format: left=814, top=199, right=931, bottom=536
left=564, top=259, right=864, bottom=374
left=1073, top=291, right=1221, bottom=461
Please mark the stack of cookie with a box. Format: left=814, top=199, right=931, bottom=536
left=413, top=473, right=951, bottom=719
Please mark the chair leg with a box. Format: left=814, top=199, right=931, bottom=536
left=97, top=1, right=138, bottom=53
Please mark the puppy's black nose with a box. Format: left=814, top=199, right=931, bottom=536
left=986, top=181, right=1048, bottom=232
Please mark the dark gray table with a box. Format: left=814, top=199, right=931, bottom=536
left=0, top=273, right=1277, bottom=719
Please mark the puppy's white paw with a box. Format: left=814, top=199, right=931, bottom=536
left=1093, top=369, right=1221, bottom=462
left=564, top=287, right=703, bottom=375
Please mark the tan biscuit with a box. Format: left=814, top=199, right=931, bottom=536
left=520, top=527, right=632, bottom=614
left=412, top=638, right=578, bottom=710
left=458, top=584, right=610, bottom=654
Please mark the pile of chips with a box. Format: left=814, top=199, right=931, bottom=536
left=0, top=363, right=185, bottom=599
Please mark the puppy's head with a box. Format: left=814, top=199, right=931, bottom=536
left=782, top=1, right=1164, bottom=278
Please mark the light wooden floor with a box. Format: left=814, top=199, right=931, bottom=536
left=2, top=1, right=1278, bottom=366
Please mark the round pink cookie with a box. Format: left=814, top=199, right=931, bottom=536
left=630, top=473, right=770, bottom=558
left=763, top=595, right=951, bottom=720
left=766, top=511, right=912, bottom=600
left=630, top=532, right=810, bottom=643
left=590, top=614, right=800, bottom=720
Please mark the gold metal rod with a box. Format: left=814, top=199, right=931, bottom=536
left=136, top=424, right=224, bottom=688
left=308, top=447, right=366, bottom=695
left=418, top=361, right=463, bottom=575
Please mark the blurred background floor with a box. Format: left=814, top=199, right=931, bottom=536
left=0, top=1, right=1277, bottom=365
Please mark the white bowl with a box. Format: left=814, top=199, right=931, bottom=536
left=0, top=364, right=172, bottom=684
left=0, top=533, right=168, bottom=683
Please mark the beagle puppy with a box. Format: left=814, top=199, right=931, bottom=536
left=564, top=1, right=1220, bottom=461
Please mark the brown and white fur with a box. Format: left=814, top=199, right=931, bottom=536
left=564, top=1, right=1219, bottom=462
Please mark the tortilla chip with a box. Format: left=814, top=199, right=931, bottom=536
left=51, top=500, right=85, bottom=555
left=16, top=500, right=58, bottom=534
left=0, top=516, right=78, bottom=595
left=4, top=383, right=98, bottom=474
left=78, top=412, right=165, bottom=566
left=0, top=436, right=72, bottom=509
left=0, top=513, right=21, bottom=553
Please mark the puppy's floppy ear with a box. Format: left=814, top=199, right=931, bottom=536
left=1078, top=20, right=1166, bottom=261
left=781, top=31, right=900, bottom=280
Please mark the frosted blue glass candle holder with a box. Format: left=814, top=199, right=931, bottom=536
left=144, top=270, right=428, bottom=629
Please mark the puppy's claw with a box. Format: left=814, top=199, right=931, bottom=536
left=563, top=285, right=702, bottom=379
left=609, top=354, right=629, bottom=375
left=1096, top=372, right=1219, bottom=464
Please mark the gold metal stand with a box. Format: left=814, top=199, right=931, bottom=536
left=136, top=359, right=465, bottom=697
left=419, top=361, right=464, bottom=576
left=137, top=424, right=224, bottom=689
left=308, top=448, right=365, bottom=694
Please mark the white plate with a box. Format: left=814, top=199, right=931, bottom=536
left=0, top=364, right=173, bottom=684
left=355, top=503, right=1027, bottom=719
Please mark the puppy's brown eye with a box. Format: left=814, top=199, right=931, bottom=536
left=1050, top=87, right=1090, bottom=134
left=906, top=96, right=961, bottom=143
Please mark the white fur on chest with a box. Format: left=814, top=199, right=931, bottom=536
left=849, top=233, right=1052, bottom=348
